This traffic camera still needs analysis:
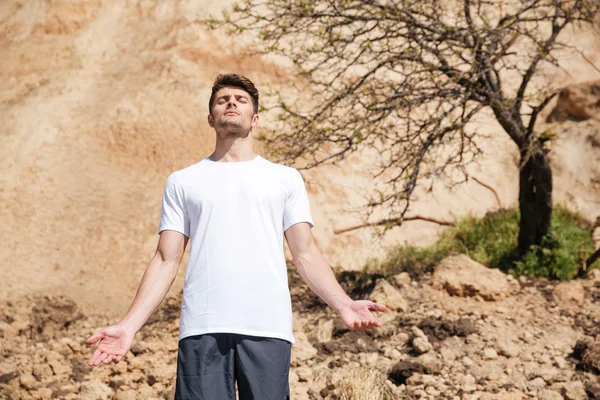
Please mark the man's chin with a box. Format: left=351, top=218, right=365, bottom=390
left=218, top=123, right=251, bottom=138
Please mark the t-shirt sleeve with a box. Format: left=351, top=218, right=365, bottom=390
left=158, top=173, right=191, bottom=237
left=283, top=169, right=315, bottom=231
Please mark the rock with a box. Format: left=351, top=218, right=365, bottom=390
left=296, top=366, right=312, bottom=382
left=462, top=356, right=475, bottom=367
left=432, top=254, right=517, bottom=301
left=417, top=353, right=443, bottom=374
left=291, top=329, right=318, bottom=364
left=31, top=296, right=81, bottom=339
left=581, top=342, right=600, bottom=372
left=537, top=389, right=563, bottom=400
left=79, top=380, right=113, bottom=400
left=370, top=278, right=409, bottom=312
left=358, top=352, right=379, bottom=366
left=572, top=337, right=600, bottom=372
left=0, top=371, right=19, bottom=384
left=483, top=348, right=498, bottom=360
left=413, top=337, right=433, bottom=354
left=462, top=374, right=477, bottom=393
left=316, top=319, right=334, bottom=343
left=527, top=376, right=546, bottom=391
left=547, top=80, right=600, bottom=122
left=418, top=316, right=476, bottom=341
left=19, top=373, right=38, bottom=390
left=32, top=361, right=54, bottom=380
left=48, top=354, right=71, bottom=376
left=388, top=361, right=426, bottom=385
left=587, top=386, right=600, bottom=400
left=391, top=272, right=411, bottom=287
left=288, top=369, right=299, bottom=385
left=561, top=381, right=588, bottom=400
left=495, top=339, right=521, bottom=358
left=440, top=345, right=461, bottom=362
left=553, top=281, right=585, bottom=308
left=115, top=389, right=138, bottom=400
left=411, top=326, right=427, bottom=339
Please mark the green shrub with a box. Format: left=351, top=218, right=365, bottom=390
left=369, top=205, right=597, bottom=281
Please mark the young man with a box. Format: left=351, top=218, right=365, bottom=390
left=86, top=74, right=386, bottom=399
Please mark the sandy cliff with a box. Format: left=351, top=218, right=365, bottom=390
left=0, top=0, right=599, bottom=314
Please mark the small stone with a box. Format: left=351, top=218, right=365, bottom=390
left=417, top=353, right=443, bottom=374
left=32, top=362, right=53, bottom=380
left=537, top=389, right=563, bottom=400
left=496, top=339, right=521, bottom=358
left=291, top=329, right=318, bottom=364
left=462, top=356, right=474, bottom=367
left=370, top=278, right=409, bottom=311
left=413, top=337, right=433, bottom=354
left=425, top=386, right=440, bottom=396
left=359, top=352, right=379, bottom=366
left=483, top=348, right=498, bottom=360
left=20, top=373, right=38, bottom=390
left=553, top=281, right=585, bottom=309
left=79, top=380, right=113, bottom=400
left=289, top=370, right=299, bottom=385
left=316, top=319, right=334, bottom=343
left=561, top=381, right=588, bottom=400
left=115, top=389, right=138, bottom=400
left=411, top=326, right=427, bottom=339
left=391, top=272, right=412, bottom=287
left=295, top=366, right=312, bottom=382
left=528, top=377, right=546, bottom=390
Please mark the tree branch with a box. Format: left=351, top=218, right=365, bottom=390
left=334, top=215, right=455, bottom=235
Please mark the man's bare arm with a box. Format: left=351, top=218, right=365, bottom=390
left=118, top=230, right=188, bottom=332
left=285, top=222, right=385, bottom=330
left=86, top=230, right=188, bottom=366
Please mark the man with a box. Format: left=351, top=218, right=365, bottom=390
left=86, top=73, right=386, bottom=399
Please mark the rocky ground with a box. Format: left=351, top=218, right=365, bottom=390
left=1, top=255, right=599, bottom=400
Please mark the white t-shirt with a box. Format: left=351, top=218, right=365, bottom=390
left=158, top=155, right=314, bottom=344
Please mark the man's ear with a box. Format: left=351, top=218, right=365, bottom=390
left=208, top=114, right=215, bottom=127
left=251, top=113, right=259, bottom=128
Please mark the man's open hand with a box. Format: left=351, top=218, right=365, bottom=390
left=338, top=300, right=386, bottom=330
left=85, top=325, right=134, bottom=366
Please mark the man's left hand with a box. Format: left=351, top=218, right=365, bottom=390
left=338, top=300, right=386, bottom=331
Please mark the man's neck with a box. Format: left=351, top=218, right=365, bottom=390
left=210, top=137, right=257, bottom=163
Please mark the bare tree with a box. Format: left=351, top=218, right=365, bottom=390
left=210, top=0, right=598, bottom=252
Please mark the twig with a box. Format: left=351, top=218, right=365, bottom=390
left=334, top=215, right=454, bottom=235
left=471, top=176, right=503, bottom=208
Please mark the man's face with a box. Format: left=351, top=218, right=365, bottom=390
left=208, top=86, right=258, bottom=136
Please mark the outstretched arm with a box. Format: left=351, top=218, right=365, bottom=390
left=85, top=230, right=188, bottom=366
left=285, top=222, right=386, bottom=330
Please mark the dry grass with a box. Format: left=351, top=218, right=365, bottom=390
left=338, top=367, right=395, bottom=400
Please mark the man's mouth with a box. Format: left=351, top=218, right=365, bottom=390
left=224, top=111, right=239, bottom=116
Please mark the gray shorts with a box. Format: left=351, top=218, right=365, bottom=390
left=174, top=333, right=292, bottom=400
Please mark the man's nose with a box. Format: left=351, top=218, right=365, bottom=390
left=226, top=99, right=237, bottom=108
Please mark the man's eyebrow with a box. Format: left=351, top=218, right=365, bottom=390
left=216, top=94, right=249, bottom=100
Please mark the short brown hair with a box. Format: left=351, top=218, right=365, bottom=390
left=209, top=73, right=259, bottom=114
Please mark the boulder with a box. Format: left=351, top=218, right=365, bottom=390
left=432, top=254, right=517, bottom=301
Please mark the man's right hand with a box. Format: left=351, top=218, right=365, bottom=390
left=85, top=325, right=134, bottom=366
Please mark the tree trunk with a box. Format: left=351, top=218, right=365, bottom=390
left=518, top=144, right=552, bottom=252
